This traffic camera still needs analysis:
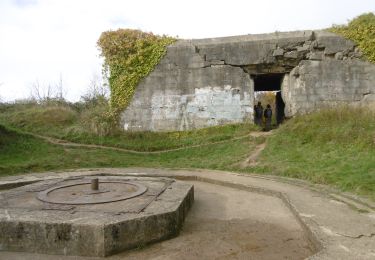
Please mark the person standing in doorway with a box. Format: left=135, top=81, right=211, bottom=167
left=254, top=102, right=263, bottom=127
left=264, top=104, right=272, bottom=131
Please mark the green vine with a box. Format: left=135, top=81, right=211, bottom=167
left=329, top=13, right=375, bottom=63
left=97, top=29, right=176, bottom=113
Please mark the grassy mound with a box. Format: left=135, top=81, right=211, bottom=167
left=0, top=124, right=71, bottom=175
left=0, top=102, right=257, bottom=151
left=0, top=123, right=255, bottom=177
left=251, top=106, right=375, bottom=200
left=0, top=103, right=77, bottom=133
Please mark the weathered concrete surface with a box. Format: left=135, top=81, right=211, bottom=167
left=0, top=175, right=313, bottom=260
left=0, top=168, right=374, bottom=259
left=0, top=176, right=193, bottom=257
left=194, top=31, right=314, bottom=67
left=120, top=30, right=375, bottom=131
left=122, top=56, right=253, bottom=131
left=118, top=181, right=312, bottom=259
left=282, top=59, right=375, bottom=116
left=314, top=31, right=357, bottom=55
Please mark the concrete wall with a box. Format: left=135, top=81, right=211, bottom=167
left=282, top=60, right=375, bottom=117
left=121, top=42, right=253, bottom=131
left=120, top=30, right=375, bottom=131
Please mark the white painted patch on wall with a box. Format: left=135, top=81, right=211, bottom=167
left=150, top=86, right=252, bottom=130
left=186, top=86, right=244, bottom=120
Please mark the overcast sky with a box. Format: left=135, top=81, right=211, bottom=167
left=0, top=0, right=374, bottom=102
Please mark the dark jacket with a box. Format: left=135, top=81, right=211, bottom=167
left=264, top=108, right=272, bottom=119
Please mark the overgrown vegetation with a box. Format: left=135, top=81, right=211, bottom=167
left=97, top=29, right=176, bottom=113
left=330, top=12, right=375, bottom=63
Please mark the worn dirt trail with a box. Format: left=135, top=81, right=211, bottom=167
left=238, top=130, right=273, bottom=168
left=29, top=131, right=266, bottom=154
left=239, top=142, right=267, bottom=168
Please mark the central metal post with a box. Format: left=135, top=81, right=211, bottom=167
left=91, top=178, right=99, bottom=190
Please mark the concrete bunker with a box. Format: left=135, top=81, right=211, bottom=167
left=120, top=30, right=375, bottom=131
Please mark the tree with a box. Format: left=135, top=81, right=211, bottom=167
left=81, top=72, right=109, bottom=106
left=29, top=76, right=67, bottom=103
left=56, top=74, right=67, bottom=100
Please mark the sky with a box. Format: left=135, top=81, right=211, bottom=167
left=0, top=0, right=374, bottom=102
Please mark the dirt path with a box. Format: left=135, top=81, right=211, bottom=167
left=237, top=130, right=272, bottom=168
left=239, top=142, right=267, bottom=168
left=29, top=131, right=267, bottom=154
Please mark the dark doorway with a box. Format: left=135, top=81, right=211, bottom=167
left=253, top=73, right=285, bottom=125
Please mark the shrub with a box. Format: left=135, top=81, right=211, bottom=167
left=330, top=13, right=375, bottom=63
left=79, top=102, right=118, bottom=136
left=97, top=29, right=176, bottom=113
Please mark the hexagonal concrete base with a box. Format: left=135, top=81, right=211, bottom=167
left=0, top=176, right=194, bottom=257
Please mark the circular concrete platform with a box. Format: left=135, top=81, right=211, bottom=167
left=0, top=176, right=194, bottom=257
left=37, top=179, right=148, bottom=205
left=1, top=168, right=374, bottom=259
left=0, top=180, right=313, bottom=260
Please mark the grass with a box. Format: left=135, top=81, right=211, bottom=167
left=60, top=123, right=255, bottom=151
left=246, top=106, right=375, bottom=200
left=1, top=102, right=374, bottom=201
left=0, top=124, right=255, bottom=176
left=0, top=102, right=258, bottom=151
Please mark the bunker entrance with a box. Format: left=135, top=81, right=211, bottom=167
left=253, top=73, right=285, bottom=125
